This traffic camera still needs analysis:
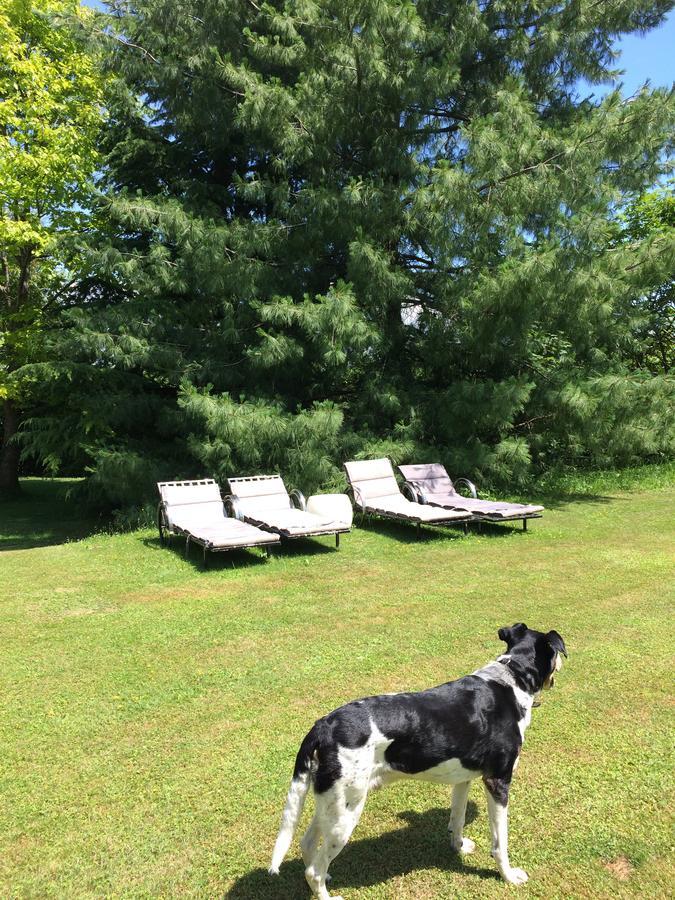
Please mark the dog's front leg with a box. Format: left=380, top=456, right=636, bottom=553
left=448, top=781, right=475, bottom=854
left=483, top=776, right=528, bottom=886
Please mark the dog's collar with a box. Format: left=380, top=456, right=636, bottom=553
left=497, top=655, right=522, bottom=682
left=497, top=655, right=541, bottom=702
left=497, top=654, right=515, bottom=673
left=479, top=656, right=522, bottom=687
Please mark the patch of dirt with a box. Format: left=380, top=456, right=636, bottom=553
left=604, top=856, right=634, bottom=880
left=60, top=605, right=116, bottom=617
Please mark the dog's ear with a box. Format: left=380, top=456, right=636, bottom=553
left=498, top=623, right=528, bottom=647
left=546, top=630, right=568, bottom=658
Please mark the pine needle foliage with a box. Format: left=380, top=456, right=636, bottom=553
left=19, top=0, right=675, bottom=507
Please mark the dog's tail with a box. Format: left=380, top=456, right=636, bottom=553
left=269, top=724, right=320, bottom=875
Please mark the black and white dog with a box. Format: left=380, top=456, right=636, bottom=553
left=270, top=623, right=567, bottom=899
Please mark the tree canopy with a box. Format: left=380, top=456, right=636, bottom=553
left=620, top=188, right=674, bottom=374
left=0, top=0, right=104, bottom=494
left=15, top=0, right=675, bottom=509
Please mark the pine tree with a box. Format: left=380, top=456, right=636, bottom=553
left=618, top=189, right=674, bottom=374
left=23, top=0, right=675, bottom=507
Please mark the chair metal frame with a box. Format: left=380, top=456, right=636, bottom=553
left=224, top=474, right=351, bottom=548
left=399, top=468, right=543, bottom=532
left=344, top=462, right=473, bottom=540
left=157, top=478, right=279, bottom=566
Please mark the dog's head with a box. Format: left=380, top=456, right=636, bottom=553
left=498, top=623, right=567, bottom=694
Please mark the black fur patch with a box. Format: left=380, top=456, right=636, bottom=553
left=500, top=623, right=568, bottom=693
left=293, top=624, right=565, bottom=795
left=483, top=775, right=511, bottom=806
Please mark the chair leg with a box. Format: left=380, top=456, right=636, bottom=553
left=185, top=535, right=190, bottom=558
left=335, top=533, right=340, bottom=550
left=523, top=518, right=528, bottom=532
left=203, top=546, right=209, bottom=568
left=416, top=521, right=421, bottom=541
left=463, top=522, right=468, bottom=535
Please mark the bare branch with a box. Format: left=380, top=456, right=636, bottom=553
left=99, top=30, right=161, bottom=64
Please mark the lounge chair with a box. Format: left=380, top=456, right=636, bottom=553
left=157, top=479, right=280, bottom=564
left=224, top=475, right=351, bottom=548
left=397, top=463, right=544, bottom=531
left=343, top=458, right=472, bottom=538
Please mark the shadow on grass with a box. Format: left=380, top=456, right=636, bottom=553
left=142, top=531, right=339, bottom=571
left=141, top=535, right=271, bottom=570
left=535, top=493, right=616, bottom=511
left=0, top=478, right=102, bottom=551
left=355, top=515, right=538, bottom=542
left=355, top=516, right=469, bottom=544
left=224, top=803, right=498, bottom=899
left=470, top=519, right=532, bottom=538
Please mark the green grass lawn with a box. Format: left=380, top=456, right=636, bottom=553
left=1, top=469, right=674, bottom=899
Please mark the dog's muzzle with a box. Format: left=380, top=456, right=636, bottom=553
left=544, top=653, right=564, bottom=690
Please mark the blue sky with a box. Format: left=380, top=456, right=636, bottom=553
left=611, top=12, right=675, bottom=94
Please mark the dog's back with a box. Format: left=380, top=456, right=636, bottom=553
left=305, top=673, right=526, bottom=790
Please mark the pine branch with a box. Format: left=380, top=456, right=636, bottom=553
left=513, top=414, right=554, bottom=431
left=622, top=236, right=670, bottom=272
left=102, top=31, right=161, bottom=64
left=477, top=148, right=570, bottom=193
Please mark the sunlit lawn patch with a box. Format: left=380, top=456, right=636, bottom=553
left=1, top=467, right=673, bottom=898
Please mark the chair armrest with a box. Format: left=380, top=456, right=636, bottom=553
left=157, top=501, right=171, bottom=546
left=157, top=501, right=168, bottom=532
left=307, top=493, right=353, bottom=528
left=224, top=494, right=244, bottom=520
left=401, top=481, right=425, bottom=504
left=454, top=478, right=478, bottom=498
left=289, top=489, right=307, bottom=511
left=350, top=486, right=366, bottom=511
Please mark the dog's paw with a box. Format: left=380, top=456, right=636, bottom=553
left=502, top=867, right=529, bottom=886
left=449, top=834, right=476, bottom=854
left=458, top=837, right=476, bottom=855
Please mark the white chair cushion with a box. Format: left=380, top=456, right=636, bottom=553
left=228, top=475, right=292, bottom=513
left=250, top=507, right=338, bottom=533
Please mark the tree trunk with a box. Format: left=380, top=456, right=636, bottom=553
left=0, top=398, right=21, bottom=496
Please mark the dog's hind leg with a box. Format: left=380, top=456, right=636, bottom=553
left=448, top=780, right=475, bottom=854
left=304, top=783, right=368, bottom=900
left=300, top=815, right=321, bottom=868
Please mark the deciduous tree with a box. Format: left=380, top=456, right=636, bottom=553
left=0, top=0, right=103, bottom=494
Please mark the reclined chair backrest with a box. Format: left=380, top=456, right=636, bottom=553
left=397, top=463, right=457, bottom=498
left=226, top=475, right=291, bottom=516
left=157, top=479, right=224, bottom=527
left=343, top=458, right=402, bottom=503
